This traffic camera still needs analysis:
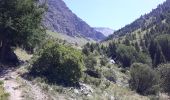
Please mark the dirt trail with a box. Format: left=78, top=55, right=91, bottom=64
left=0, top=65, right=49, bottom=100
left=4, top=80, right=22, bottom=100
left=0, top=68, right=22, bottom=100
left=1, top=69, right=22, bottom=100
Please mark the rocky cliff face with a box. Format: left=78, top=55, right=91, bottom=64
left=40, top=0, right=105, bottom=41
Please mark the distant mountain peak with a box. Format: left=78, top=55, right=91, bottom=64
left=94, top=27, right=114, bottom=37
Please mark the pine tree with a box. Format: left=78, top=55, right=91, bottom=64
left=153, top=44, right=166, bottom=66
left=107, top=42, right=117, bottom=59
left=149, top=39, right=157, bottom=61
left=134, top=42, right=140, bottom=52
left=123, top=38, right=130, bottom=46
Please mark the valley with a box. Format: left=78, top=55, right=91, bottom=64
left=0, top=0, right=170, bottom=100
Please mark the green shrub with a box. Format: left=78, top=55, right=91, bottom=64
left=129, top=63, right=159, bottom=95
left=103, top=69, right=117, bottom=83
left=100, top=57, right=108, bottom=66
left=157, top=64, right=170, bottom=95
left=0, top=81, right=3, bottom=85
left=30, top=42, right=84, bottom=85
left=83, top=74, right=102, bottom=87
left=0, top=82, right=9, bottom=100
left=84, top=54, right=97, bottom=70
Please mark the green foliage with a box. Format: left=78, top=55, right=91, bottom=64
left=157, top=64, right=170, bottom=95
left=129, top=63, right=159, bottom=95
left=84, top=54, right=97, bottom=70
left=149, top=34, right=170, bottom=66
left=83, top=74, right=102, bottom=87
left=116, top=44, right=138, bottom=68
left=0, top=81, right=9, bottom=100
left=103, top=69, right=117, bottom=83
left=0, top=0, right=45, bottom=63
left=107, top=42, right=117, bottom=58
left=123, top=38, right=131, bottom=46
left=136, top=52, right=152, bottom=66
left=153, top=44, right=166, bottom=66
left=106, top=43, right=151, bottom=68
left=0, top=81, right=3, bottom=85
left=134, top=42, right=140, bottom=52
left=100, top=56, right=108, bottom=66
left=30, top=42, right=84, bottom=85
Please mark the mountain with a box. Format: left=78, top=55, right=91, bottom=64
left=106, top=0, right=170, bottom=41
left=94, top=27, right=114, bottom=36
left=102, top=0, right=170, bottom=67
left=40, top=0, right=105, bottom=41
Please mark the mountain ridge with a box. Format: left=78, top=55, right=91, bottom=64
left=106, top=0, right=169, bottom=41
left=40, top=0, right=105, bottom=41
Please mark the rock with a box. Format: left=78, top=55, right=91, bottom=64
left=79, top=83, right=93, bottom=95
left=73, top=89, right=79, bottom=94
left=109, top=96, right=115, bottom=100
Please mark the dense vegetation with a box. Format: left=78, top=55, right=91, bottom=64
left=0, top=0, right=45, bottom=64
left=101, top=1, right=170, bottom=97
left=30, top=41, right=84, bottom=85
left=106, top=0, right=170, bottom=40
left=85, top=0, right=170, bottom=97
left=1, top=0, right=170, bottom=99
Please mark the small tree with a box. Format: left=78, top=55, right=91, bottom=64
left=84, top=54, right=97, bottom=70
left=129, top=63, right=159, bottom=95
left=153, top=43, right=166, bottom=66
left=100, top=56, right=108, bottom=66
left=134, top=42, right=140, bottom=52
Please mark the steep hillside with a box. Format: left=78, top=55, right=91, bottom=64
left=94, top=27, right=114, bottom=36
left=106, top=0, right=170, bottom=41
left=40, top=0, right=105, bottom=41
left=46, top=30, right=95, bottom=46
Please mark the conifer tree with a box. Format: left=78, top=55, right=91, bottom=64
left=153, top=44, right=166, bottom=66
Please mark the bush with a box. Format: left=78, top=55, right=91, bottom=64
left=103, top=69, right=117, bottom=83
left=129, top=63, right=159, bottom=95
left=30, top=42, right=84, bottom=85
left=157, top=64, right=170, bottom=95
left=0, top=82, right=9, bottom=100
left=84, top=54, right=97, bottom=70
left=83, top=74, right=102, bottom=87
left=100, top=57, right=108, bottom=66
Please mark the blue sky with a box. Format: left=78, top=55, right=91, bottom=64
left=63, top=0, right=166, bottom=30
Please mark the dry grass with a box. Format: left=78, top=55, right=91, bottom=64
left=46, top=30, right=95, bottom=46
left=0, top=81, right=10, bottom=100
left=14, top=48, right=33, bottom=61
